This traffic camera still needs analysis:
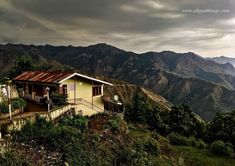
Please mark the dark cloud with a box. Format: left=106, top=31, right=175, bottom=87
left=0, top=0, right=234, bottom=57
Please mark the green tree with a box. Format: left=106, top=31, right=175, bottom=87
left=8, top=56, right=36, bottom=78
left=125, top=94, right=152, bottom=123
left=166, top=105, right=207, bottom=138
left=207, top=110, right=235, bottom=148
left=210, top=140, right=234, bottom=157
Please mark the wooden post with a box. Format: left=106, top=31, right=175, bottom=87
left=46, top=86, right=50, bottom=114
left=32, top=85, right=35, bottom=100
left=6, top=80, right=12, bottom=120
left=74, top=76, right=76, bottom=104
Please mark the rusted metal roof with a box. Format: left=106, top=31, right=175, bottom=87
left=13, top=71, right=113, bottom=85
left=13, top=71, right=72, bottom=84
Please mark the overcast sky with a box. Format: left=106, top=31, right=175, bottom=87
left=0, top=0, right=234, bottom=57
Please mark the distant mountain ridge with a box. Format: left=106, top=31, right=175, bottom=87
left=1, top=43, right=235, bottom=120
left=207, top=56, right=235, bottom=67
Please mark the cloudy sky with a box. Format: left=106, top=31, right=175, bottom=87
left=0, top=0, right=234, bottom=57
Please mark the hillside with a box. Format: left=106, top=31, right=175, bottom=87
left=1, top=43, right=235, bottom=119
left=1, top=109, right=235, bottom=166
left=103, top=79, right=172, bottom=111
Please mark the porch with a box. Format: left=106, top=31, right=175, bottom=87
left=16, top=82, right=60, bottom=103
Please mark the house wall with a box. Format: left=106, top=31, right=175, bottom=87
left=61, top=78, right=104, bottom=115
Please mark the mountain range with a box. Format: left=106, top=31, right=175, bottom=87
left=207, top=56, right=235, bottom=67
left=1, top=43, right=235, bottom=120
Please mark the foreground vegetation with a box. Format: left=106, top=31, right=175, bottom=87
left=0, top=95, right=235, bottom=165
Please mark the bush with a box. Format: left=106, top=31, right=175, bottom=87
left=134, top=137, right=160, bottom=156
left=0, top=101, right=8, bottom=114
left=168, top=132, right=191, bottom=146
left=51, top=92, right=67, bottom=106
left=210, top=140, right=234, bottom=157
left=12, top=98, right=27, bottom=110
left=142, top=138, right=160, bottom=156
left=115, top=143, right=159, bottom=166
left=189, top=136, right=197, bottom=147
left=14, top=116, right=82, bottom=150
left=59, top=115, right=88, bottom=132
left=197, top=139, right=207, bottom=149
left=106, top=115, right=121, bottom=132
left=151, top=131, right=160, bottom=140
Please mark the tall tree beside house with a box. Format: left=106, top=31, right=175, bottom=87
left=8, top=56, right=36, bottom=79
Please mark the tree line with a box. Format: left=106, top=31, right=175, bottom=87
left=125, top=95, right=235, bottom=157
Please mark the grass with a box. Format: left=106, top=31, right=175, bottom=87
left=128, top=126, right=235, bottom=166
left=173, top=146, right=235, bottom=166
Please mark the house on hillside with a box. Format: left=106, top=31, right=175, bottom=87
left=13, top=71, right=113, bottom=116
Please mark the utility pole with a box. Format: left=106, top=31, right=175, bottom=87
left=6, top=80, right=12, bottom=120
left=46, top=86, right=51, bottom=119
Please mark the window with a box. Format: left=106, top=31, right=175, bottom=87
left=92, top=86, right=102, bottom=96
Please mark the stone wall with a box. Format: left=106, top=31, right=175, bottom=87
left=0, top=109, right=21, bottom=120
left=50, top=105, right=72, bottom=120
left=0, top=103, right=105, bottom=135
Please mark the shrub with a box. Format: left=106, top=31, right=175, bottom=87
left=210, top=140, right=234, bottom=157
left=59, top=115, right=88, bottom=132
left=189, top=136, right=197, bottom=147
left=134, top=137, right=160, bottom=156
left=114, top=146, right=135, bottom=165
left=103, top=115, right=128, bottom=135
left=225, top=142, right=234, bottom=149
left=115, top=144, right=159, bottom=166
left=0, top=101, right=8, bottom=114
left=51, top=92, right=67, bottom=106
left=197, top=139, right=207, bottom=149
left=151, top=131, right=160, bottom=140
left=168, top=132, right=191, bottom=146
left=142, top=138, right=160, bottom=156
left=12, top=98, right=27, bottom=110
left=14, top=116, right=82, bottom=150
left=106, top=115, right=121, bottom=132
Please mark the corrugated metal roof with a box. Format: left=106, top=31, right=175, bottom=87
left=13, top=71, right=72, bottom=84
left=13, top=71, right=113, bottom=86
